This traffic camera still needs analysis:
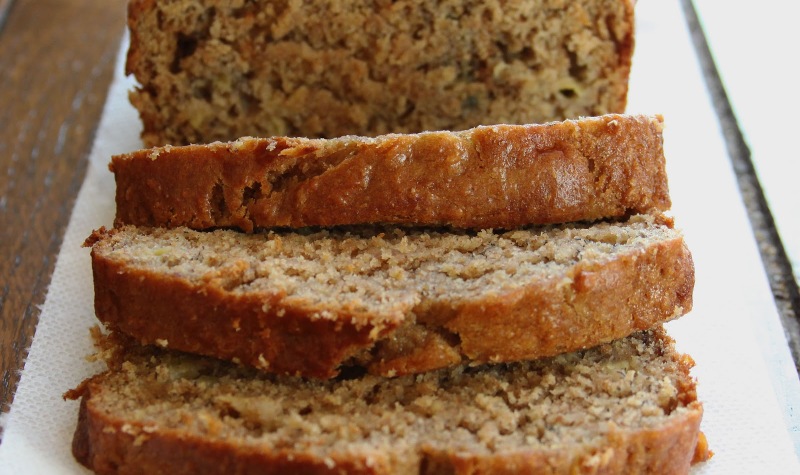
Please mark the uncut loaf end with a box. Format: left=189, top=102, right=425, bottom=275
left=68, top=327, right=710, bottom=475
left=126, top=0, right=635, bottom=146
left=86, top=214, right=694, bottom=379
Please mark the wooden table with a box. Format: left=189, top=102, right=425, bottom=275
left=0, top=0, right=127, bottom=415
left=1, top=0, right=798, bottom=447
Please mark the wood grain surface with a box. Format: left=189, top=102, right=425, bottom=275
left=0, top=1, right=12, bottom=28
left=0, top=0, right=126, bottom=414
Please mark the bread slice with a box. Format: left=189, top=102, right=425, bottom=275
left=111, top=114, right=669, bottom=232
left=68, top=327, right=709, bottom=474
left=86, top=214, right=693, bottom=379
left=126, top=0, right=635, bottom=146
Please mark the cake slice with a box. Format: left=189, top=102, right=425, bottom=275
left=111, top=114, right=669, bottom=232
left=126, top=0, right=635, bottom=146
left=68, top=327, right=710, bottom=474
left=85, top=214, right=694, bottom=379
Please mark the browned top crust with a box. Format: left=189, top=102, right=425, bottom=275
left=86, top=214, right=693, bottom=379
left=125, top=0, right=635, bottom=146
left=69, top=328, right=709, bottom=475
left=111, top=114, right=670, bottom=232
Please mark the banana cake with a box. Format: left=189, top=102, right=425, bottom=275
left=85, top=214, right=694, bottom=378
left=126, top=0, right=635, bottom=146
left=68, top=327, right=709, bottom=474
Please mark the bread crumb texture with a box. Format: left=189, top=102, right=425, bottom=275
left=75, top=328, right=707, bottom=474
left=95, top=215, right=677, bottom=321
left=88, top=214, right=694, bottom=378
left=126, top=0, right=634, bottom=146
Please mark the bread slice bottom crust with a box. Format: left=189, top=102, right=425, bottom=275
left=67, top=327, right=709, bottom=475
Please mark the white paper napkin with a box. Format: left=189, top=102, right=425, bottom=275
left=690, top=0, right=800, bottom=287
left=1, top=1, right=799, bottom=473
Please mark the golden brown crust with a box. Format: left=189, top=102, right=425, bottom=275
left=88, top=220, right=693, bottom=379
left=375, top=235, right=694, bottom=376
left=74, top=399, right=703, bottom=475
left=124, top=0, right=635, bottom=146
left=73, top=392, right=387, bottom=475
left=90, top=244, right=397, bottom=379
left=112, top=114, right=670, bottom=232
left=422, top=409, right=704, bottom=475
left=70, top=330, right=707, bottom=475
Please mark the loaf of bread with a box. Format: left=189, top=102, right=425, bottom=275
left=126, top=0, right=635, bottom=147
left=112, top=114, right=669, bottom=232
left=68, top=327, right=709, bottom=474
left=85, top=214, right=693, bottom=379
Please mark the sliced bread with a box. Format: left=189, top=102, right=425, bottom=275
left=111, top=114, right=669, bottom=232
left=68, top=327, right=709, bottom=474
left=86, top=214, right=694, bottom=379
left=126, top=0, right=635, bottom=146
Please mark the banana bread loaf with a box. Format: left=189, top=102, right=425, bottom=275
left=85, top=214, right=694, bottom=379
left=126, top=0, right=635, bottom=146
left=68, top=327, right=709, bottom=474
left=111, top=114, right=669, bottom=232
